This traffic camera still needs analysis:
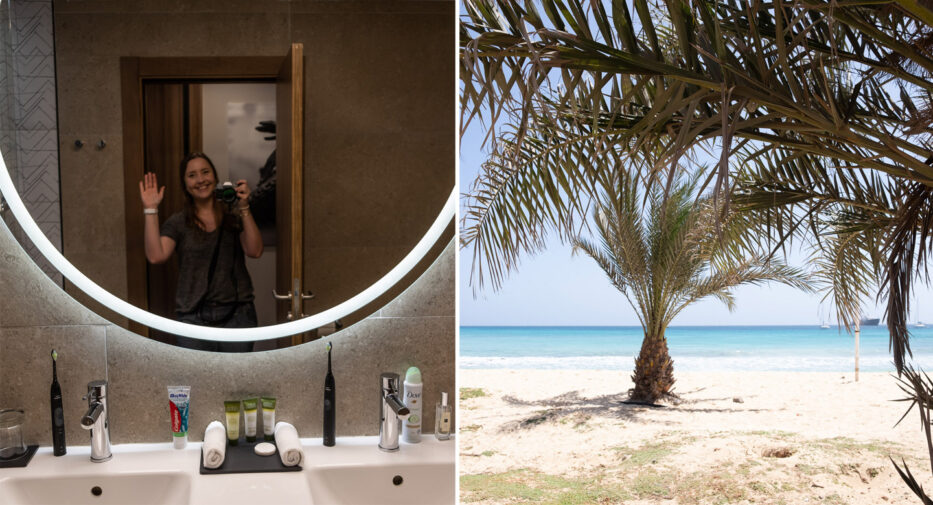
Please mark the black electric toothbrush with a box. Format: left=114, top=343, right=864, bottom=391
left=51, top=349, right=66, bottom=456
left=323, top=342, right=335, bottom=446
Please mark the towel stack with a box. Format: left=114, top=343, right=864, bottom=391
left=202, top=420, right=226, bottom=469
left=273, top=422, right=304, bottom=467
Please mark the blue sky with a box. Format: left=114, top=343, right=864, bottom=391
left=459, top=121, right=933, bottom=327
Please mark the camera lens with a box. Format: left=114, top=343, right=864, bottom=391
left=215, top=182, right=237, bottom=204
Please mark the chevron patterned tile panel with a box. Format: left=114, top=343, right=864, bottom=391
left=15, top=128, right=55, bottom=150
left=13, top=76, right=55, bottom=130
left=14, top=53, right=53, bottom=77
left=10, top=0, right=61, bottom=279
left=11, top=1, right=52, bottom=56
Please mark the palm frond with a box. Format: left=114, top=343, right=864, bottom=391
left=891, top=365, right=933, bottom=503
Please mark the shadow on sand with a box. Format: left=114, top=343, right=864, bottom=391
left=497, top=389, right=773, bottom=432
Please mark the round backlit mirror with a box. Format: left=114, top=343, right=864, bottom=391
left=0, top=1, right=455, bottom=350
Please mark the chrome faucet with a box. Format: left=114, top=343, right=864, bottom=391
left=81, top=380, right=112, bottom=462
left=378, top=373, right=410, bottom=452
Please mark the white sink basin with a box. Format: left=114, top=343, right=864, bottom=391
left=308, top=462, right=455, bottom=505
left=0, top=473, right=190, bottom=505
left=0, top=436, right=455, bottom=505
left=304, top=437, right=455, bottom=505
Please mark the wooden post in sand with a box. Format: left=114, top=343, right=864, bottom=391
left=855, top=318, right=860, bottom=382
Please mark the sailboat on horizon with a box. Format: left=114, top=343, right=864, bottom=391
left=818, top=306, right=830, bottom=329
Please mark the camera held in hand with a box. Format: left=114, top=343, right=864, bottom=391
left=215, top=181, right=237, bottom=205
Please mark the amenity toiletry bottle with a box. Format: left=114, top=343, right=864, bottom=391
left=243, top=398, right=258, bottom=443
left=50, top=350, right=66, bottom=456
left=261, top=397, right=276, bottom=442
left=402, top=366, right=422, bottom=443
left=224, top=400, right=241, bottom=446
left=435, top=391, right=451, bottom=440
left=323, top=342, right=335, bottom=447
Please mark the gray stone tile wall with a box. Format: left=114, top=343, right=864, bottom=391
left=0, top=218, right=455, bottom=447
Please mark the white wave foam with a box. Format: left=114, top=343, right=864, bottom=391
left=459, top=355, right=933, bottom=372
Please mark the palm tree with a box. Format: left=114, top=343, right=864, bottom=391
left=460, top=0, right=933, bottom=373
left=572, top=169, right=811, bottom=403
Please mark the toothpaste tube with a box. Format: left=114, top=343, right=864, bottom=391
left=167, top=386, right=191, bottom=449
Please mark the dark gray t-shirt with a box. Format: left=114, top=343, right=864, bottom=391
left=160, top=211, right=255, bottom=314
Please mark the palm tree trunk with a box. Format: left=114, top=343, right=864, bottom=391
left=630, top=332, right=675, bottom=403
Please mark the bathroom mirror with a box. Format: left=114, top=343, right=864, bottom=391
left=0, top=0, right=455, bottom=350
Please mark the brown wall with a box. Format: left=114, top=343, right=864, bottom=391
left=53, top=0, right=454, bottom=327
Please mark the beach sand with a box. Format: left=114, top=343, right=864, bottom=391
left=459, top=370, right=931, bottom=504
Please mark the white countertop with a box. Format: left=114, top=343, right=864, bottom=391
left=0, top=436, right=456, bottom=505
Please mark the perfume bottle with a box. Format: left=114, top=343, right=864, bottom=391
left=434, top=391, right=451, bottom=440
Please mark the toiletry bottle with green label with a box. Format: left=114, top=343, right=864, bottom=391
left=402, top=366, right=422, bottom=443
left=261, top=397, right=276, bottom=441
left=224, top=400, right=241, bottom=446
left=243, top=398, right=259, bottom=442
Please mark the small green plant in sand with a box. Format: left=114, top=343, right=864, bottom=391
left=520, top=409, right=558, bottom=427
left=612, top=436, right=695, bottom=467
left=735, top=461, right=762, bottom=477
left=557, top=413, right=591, bottom=431
left=747, top=481, right=770, bottom=493
left=572, top=420, right=590, bottom=432
left=674, top=469, right=749, bottom=505
left=460, top=424, right=482, bottom=432
left=461, top=463, right=801, bottom=505
left=794, top=463, right=830, bottom=476
left=741, top=429, right=799, bottom=440
left=460, top=469, right=632, bottom=504
left=629, top=470, right=672, bottom=498
left=460, top=388, right=487, bottom=400
left=481, top=450, right=496, bottom=457
left=816, top=437, right=897, bottom=456
left=822, top=493, right=846, bottom=505
left=613, top=442, right=675, bottom=467
left=460, top=470, right=546, bottom=503
left=461, top=433, right=915, bottom=504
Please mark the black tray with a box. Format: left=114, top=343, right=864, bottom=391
left=0, top=445, right=38, bottom=468
left=199, top=437, right=302, bottom=475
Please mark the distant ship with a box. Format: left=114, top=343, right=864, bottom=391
left=818, top=306, right=831, bottom=329
left=860, top=317, right=880, bottom=326
left=917, top=321, right=926, bottom=328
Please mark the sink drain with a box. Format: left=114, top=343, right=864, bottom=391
left=392, top=475, right=403, bottom=486
left=90, top=486, right=102, bottom=496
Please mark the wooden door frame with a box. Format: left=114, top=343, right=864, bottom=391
left=121, top=56, right=283, bottom=337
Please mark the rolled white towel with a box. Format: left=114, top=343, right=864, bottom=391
left=202, top=420, right=226, bottom=469
left=274, top=422, right=304, bottom=467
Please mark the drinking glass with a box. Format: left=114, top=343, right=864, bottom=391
left=0, top=409, right=26, bottom=459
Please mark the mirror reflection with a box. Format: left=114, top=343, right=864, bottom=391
left=0, top=1, right=454, bottom=351
left=141, top=152, right=262, bottom=352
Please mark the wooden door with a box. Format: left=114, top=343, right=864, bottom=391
left=274, top=43, right=308, bottom=346
left=122, top=55, right=284, bottom=340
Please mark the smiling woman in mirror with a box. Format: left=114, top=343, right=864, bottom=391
left=139, top=152, right=263, bottom=352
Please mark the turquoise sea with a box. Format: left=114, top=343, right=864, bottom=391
left=460, top=325, right=933, bottom=372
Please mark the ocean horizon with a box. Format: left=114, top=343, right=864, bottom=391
left=460, top=325, right=933, bottom=372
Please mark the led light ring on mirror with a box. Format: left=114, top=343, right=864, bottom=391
left=0, top=157, right=455, bottom=342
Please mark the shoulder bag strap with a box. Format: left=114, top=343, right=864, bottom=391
left=193, top=224, right=225, bottom=315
